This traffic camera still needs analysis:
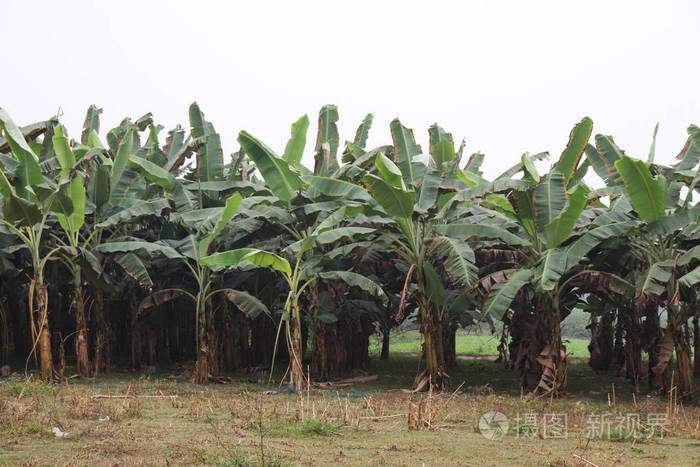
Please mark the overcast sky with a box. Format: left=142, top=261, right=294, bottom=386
left=4, top=0, right=699, bottom=184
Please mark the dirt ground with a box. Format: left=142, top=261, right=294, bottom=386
left=0, top=357, right=698, bottom=466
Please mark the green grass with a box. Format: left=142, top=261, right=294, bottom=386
left=370, top=331, right=590, bottom=359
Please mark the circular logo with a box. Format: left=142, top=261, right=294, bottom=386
left=479, top=411, right=509, bottom=440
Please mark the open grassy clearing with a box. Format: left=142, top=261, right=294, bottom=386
left=1, top=356, right=698, bottom=466
left=369, top=331, right=591, bottom=359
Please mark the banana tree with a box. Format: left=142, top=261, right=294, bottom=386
left=356, top=118, right=480, bottom=391
left=201, top=239, right=386, bottom=389
left=49, top=124, right=92, bottom=376
left=472, top=118, right=641, bottom=395
left=98, top=192, right=278, bottom=383
left=209, top=117, right=386, bottom=388
left=0, top=108, right=78, bottom=380
left=609, top=124, right=700, bottom=399
left=46, top=105, right=188, bottom=376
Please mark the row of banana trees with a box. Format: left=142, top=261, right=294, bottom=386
left=0, top=104, right=698, bottom=398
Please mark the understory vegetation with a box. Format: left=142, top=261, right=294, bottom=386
left=0, top=104, right=698, bottom=402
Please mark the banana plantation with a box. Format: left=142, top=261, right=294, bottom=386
left=1, top=104, right=699, bottom=400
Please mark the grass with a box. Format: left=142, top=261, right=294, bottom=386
left=369, top=330, right=591, bottom=359
left=0, top=356, right=698, bottom=466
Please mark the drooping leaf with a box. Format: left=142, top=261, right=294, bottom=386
left=0, top=169, right=14, bottom=198
left=138, top=289, right=187, bottom=313
left=677, top=245, right=700, bottom=266
left=98, top=241, right=183, bottom=260
left=615, top=155, right=668, bottom=222
left=0, top=107, right=43, bottom=187
left=222, top=289, right=271, bottom=318
left=374, top=152, right=405, bottom=189
left=129, top=155, right=174, bottom=189
left=303, top=175, right=372, bottom=201
left=647, top=204, right=700, bottom=235
left=96, top=198, right=171, bottom=228
left=238, top=130, right=302, bottom=202
left=201, top=248, right=292, bottom=276
left=431, top=236, right=476, bottom=286
left=114, top=252, right=153, bottom=289
left=198, top=193, right=243, bottom=258
left=587, top=136, right=623, bottom=186
left=362, top=174, right=415, bottom=219
left=311, top=204, right=365, bottom=234
left=678, top=266, right=700, bottom=289
left=637, top=261, right=673, bottom=296
left=521, top=153, right=539, bottom=184
left=564, top=221, right=636, bottom=270
left=496, top=151, right=549, bottom=180
left=481, top=269, right=533, bottom=320
left=433, top=223, right=530, bottom=246
left=2, top=194, right=42, bottom=225
left=314, top=226, right=375, bottom=245
left=674, top=125, right=700, bottom=171
left=318, top=270, right=387, bottom=304
left=452, top=179, right=531, bottom=203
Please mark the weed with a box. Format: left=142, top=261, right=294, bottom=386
left=0, top=377, right=59, bottom=398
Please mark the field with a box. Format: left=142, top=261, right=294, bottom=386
left=369, top=331, right=591, bottom=359
left=0, top=104, right=699, bottom=466
left=1, top=348, right=698, bottom=466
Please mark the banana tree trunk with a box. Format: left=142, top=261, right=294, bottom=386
left=206, top=307, right=218, bottom=378
left=694, top=312, right=699, bottom=378
left=130, top=297, right=141, bottom=370
left=380, top=326, right=390, bottom=360
left=641, top=298, right=662, bottom=389
left=588, top=312, right=614, bottom=373
left=622, top=310, right=642, bottom=388
left=442, top=322, right=456, bottom=369
left=94, top=290, right=109, bottom=374
left=31, top=276, right=53, bottom=381
left=522, top=295, right=566, bottom=396
left=194, top=293, right=209, bottom=384
left=311, top=321, right=329, bottom=380
left=223, top=313, right=236, bottom=371
left=73, top=268, right=90, bottom=377
left=670, top=312, right=694, bottom=400
left=612, top=318, right=625, bottom=376
left=288, top=300, right=304, bottom=390
left=551, top=296, right=567, bottom=395
left=508, top=306, right=535, bottom=371
left=415, top=297, right=448, bottom=391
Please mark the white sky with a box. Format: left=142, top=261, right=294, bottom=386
left=3, top=0, right=699, bottom=185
